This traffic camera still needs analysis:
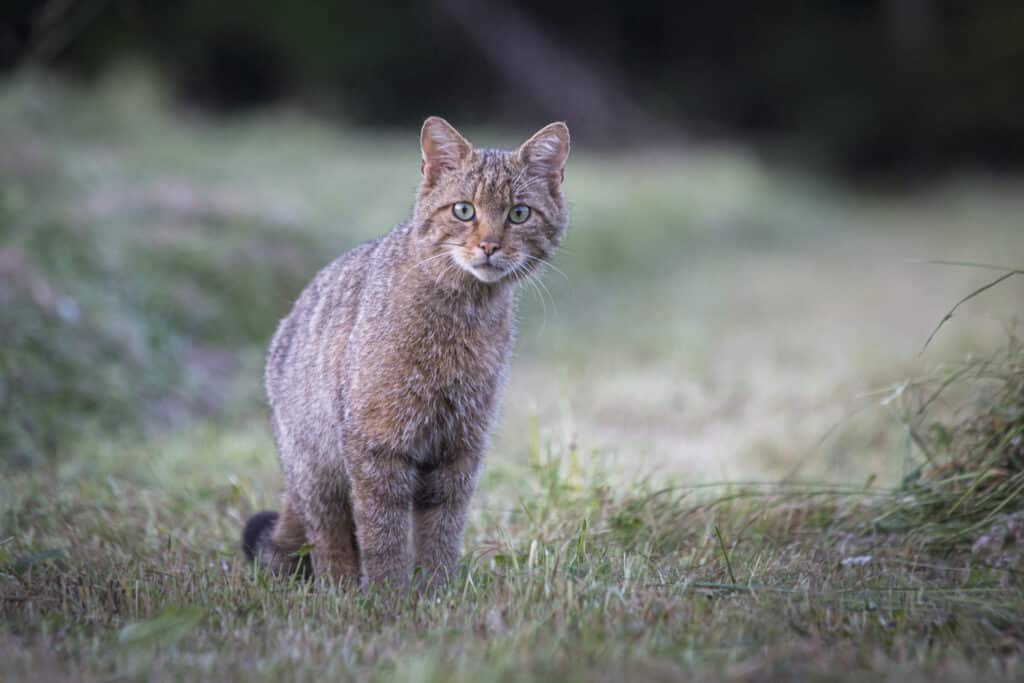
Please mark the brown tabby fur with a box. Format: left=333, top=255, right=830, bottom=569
left=243, top=117, right=570, bottom=589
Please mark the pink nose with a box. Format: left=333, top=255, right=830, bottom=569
left=480, top=241, right=500, bottom=257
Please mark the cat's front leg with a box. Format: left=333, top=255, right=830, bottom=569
left=412, top=452, right=482, bottom=586
left=348, top=445, right=416, bottom=590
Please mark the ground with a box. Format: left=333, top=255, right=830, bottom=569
left=2, top=69, right=1024, bottom=682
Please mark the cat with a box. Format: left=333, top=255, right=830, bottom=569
left=243, top=117, right=570, bottom=589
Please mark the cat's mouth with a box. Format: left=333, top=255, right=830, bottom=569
left=467, top=260, right=510, bottom=283
left=453, top=252, right=517, bottom=284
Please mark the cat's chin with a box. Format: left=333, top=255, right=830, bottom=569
left=466, top=263, right=509, bottom=284
left=450, top=254, right=517, bottom=284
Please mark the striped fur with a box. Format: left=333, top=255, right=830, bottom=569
left=244, top=118, right=570, bottom=589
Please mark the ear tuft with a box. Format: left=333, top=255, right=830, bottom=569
left=517, top=122, right=570, bottom=181
left=420, top=117, right=473, bottom=185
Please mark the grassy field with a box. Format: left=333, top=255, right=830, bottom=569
left=3, top=69, right=1024, bottom=681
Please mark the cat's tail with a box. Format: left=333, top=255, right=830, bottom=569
left=242, top=510, right=279, bottom=564
left=242, top=508, right=313, bottom=579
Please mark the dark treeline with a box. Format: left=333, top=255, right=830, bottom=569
left=3, top=0, right=1023, bottom=175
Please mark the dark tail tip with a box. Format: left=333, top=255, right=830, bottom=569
left=242, top=510, right=278, bottom=562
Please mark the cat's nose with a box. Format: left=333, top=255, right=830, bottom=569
left=479, top=240, right=500, bottom=257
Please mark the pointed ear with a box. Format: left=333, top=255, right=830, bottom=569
left=420, top=116, right=473, bottom=185
left=517, top=122, right=570, bottom=182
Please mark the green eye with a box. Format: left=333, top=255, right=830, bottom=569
left=452, top=202, right=475, bottom=221
left=508, top=205, right=531, bottom=224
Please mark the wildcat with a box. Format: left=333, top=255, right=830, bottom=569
left=242, top=117, right=570, bottom=588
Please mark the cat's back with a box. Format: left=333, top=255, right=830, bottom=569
left=265, top=237, right=381, bottom=410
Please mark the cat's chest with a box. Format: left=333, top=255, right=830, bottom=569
left=345, top=305, right=513, bottom=451
left=405, top=316, right=511, bottom=394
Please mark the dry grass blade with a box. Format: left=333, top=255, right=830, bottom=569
left=918, top=260, right=1022, bottom=355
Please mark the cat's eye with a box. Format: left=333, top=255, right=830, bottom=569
left=452, top=202, right=475, bottom=221
left=508, top=205, right=531, bottom=224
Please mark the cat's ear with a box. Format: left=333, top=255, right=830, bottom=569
left=420, top=117, right=473, bottom=185
left=517, top=122, right=570, bottom=183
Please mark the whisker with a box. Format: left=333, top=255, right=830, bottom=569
left=532, top=271, right=557, bottom=317
left=516, top=255, right=565, bottom=324
left=435, top=258, right=460, bottom=287
left=510, top=261, right=548, bottom=333
left=525, top=267, right=557, bottom=322
left=399, top=250, right=453, bottom=285
left=521, top=253, right=570, bottom=283
left=529, top=273, right=551, bottom=335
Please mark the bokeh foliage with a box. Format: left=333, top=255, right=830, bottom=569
left=3, top=1, right=1024, bottom=174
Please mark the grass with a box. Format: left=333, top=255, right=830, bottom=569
left=865, top=334, right=1024, bottom=550
left=4, top=416, right=1024, bottom=681
left=3, top=67, right=1024, bottom=681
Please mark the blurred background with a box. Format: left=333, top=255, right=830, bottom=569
left=6, top=0, right=1024, bottom=175
left=2, top=0, right=1023, bottom=484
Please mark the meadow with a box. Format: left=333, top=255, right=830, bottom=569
left=2, top=70, right=1024, bottom=681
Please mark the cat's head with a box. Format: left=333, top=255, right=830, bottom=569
left=413, top=117, right=570, bottom=284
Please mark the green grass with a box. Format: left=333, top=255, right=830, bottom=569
left=4, top=419, right=1024, bottom=681
left=3, top=68, right=1024, bottom=681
